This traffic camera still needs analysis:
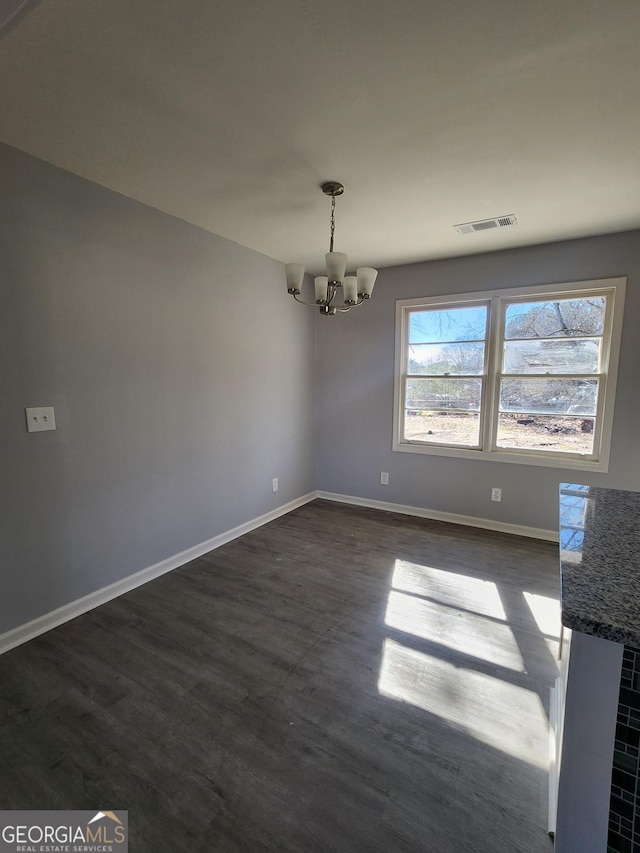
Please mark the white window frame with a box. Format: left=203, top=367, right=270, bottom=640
left=393, top=277, right=626, bottom=472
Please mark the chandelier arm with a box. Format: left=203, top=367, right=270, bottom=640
left=292, top=293, right=325, bottom=308
left=332, top=296, right=366, bottom=312
left=343, top=296, right=366, bottom=309
left=292, top=287, right=364, bottom=313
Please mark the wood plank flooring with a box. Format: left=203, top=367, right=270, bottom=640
left=0, top=500, right=559, bottom=852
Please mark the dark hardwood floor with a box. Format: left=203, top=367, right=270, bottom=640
left=0, top=500, right=559, bottom=852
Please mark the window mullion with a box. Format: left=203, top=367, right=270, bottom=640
left=484, top=295, right=502, bottom=453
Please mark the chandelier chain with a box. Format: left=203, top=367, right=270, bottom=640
left=329, top=195, right=336, bottom=253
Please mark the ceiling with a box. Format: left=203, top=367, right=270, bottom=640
left=0, top=0, right=639, bottom=273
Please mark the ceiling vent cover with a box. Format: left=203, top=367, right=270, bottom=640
left=454, top=214, right=518, bottom=234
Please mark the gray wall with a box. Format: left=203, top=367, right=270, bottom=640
left=0, top=143, right=316, bottom=635
left=316, top=230, right=640, bottom=532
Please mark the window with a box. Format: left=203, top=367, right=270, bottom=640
left=393, top=277, right=626, bottom=470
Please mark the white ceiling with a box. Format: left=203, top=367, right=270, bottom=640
left=0, top=0, right=639, bottom=273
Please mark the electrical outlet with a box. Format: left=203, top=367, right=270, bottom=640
left=491, top=487, right=502, bottom=502
left=272, top=478, right=279, bottom=492
left=380, top=472, right=389, bottom=485
left=25, top=406, right=56, bottom=433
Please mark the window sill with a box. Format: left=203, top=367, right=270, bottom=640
left=393, top=440, right=609, bottom=472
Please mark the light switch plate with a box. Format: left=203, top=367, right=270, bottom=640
left=25, top=406, right=56, bottom=432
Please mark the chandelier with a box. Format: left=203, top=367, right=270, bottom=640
left=285, top=182, right=378, bottom=316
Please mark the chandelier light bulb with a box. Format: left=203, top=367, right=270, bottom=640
left=343, top=276, right=358, bottom=304
left=325, top=252, right=347, bottom=284
left=285, top=263, right=305, bottom=294
left=356, top=267, right=378, bottom=298
left=314, top=276, right=329, bottom=304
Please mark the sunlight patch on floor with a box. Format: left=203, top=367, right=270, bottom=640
left=385, top=588, right=524, bottom=672
left=523, top=591, right=561, bottom=661
left=522, top=592, right=560, bottom=637
left=391, top=560, right=506, bottom=620
left=378, top=637, right=548, bottom=769
left=378, top=559, right=558, bottom=768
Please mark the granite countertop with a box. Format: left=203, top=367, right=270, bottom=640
left=559, top=483, right=640, bottom=647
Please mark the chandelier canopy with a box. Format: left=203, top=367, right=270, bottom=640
left=285, top=182, right=377, bottom=316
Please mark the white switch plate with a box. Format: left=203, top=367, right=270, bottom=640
left=380, top=472, right=389, bottom=485
left=25, top=406, right=56, bottom=432
left=272, top=478, right=279, bottom=492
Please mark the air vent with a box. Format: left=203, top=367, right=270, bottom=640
left=454, top=214, right=518, bottom=234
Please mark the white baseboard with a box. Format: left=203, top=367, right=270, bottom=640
left=0, top=492, right=316, bottom=656
left=0, top=489, right=555, bottom=656
left=316, top=491, right=558, bottom=542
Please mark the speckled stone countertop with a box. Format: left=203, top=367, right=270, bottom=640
left=560, top=483, right=640, bottom=646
